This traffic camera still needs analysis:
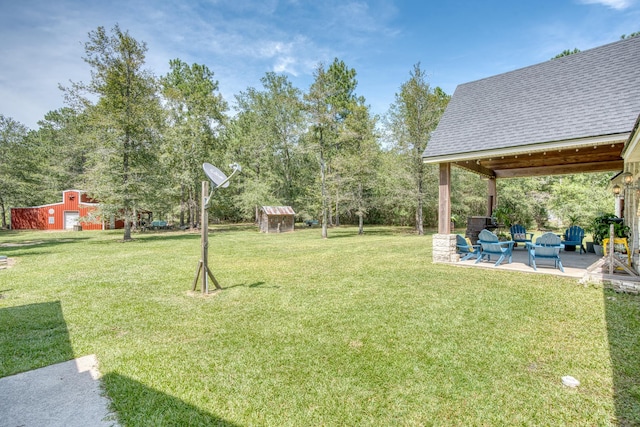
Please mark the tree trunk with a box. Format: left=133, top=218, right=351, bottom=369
left=123, top=207, right=132, bottom=241
left=320, top=146, right=328, bottom=239
left=358, top=183, right=364, bottom=235
left=180, top=184, right=186, bottom=227
left=122, top=129, right=132, bottom=241
left=0, top=196, right=6, bottom=228
left=416, top=166, right=424, bottom=235
left=189, top=185, right=196, bottom=228
left=124, top=224, right=132, bottom=241
left=131, top=207, right=138, bottom=232
left=335, top=188, right=340, bottom=227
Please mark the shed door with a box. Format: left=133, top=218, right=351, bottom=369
left=64, top=211, right=79, bottom=230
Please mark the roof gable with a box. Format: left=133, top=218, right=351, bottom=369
left=261, top=206, right=295, bottom=215
left=423, top=36, right=640, bottom=162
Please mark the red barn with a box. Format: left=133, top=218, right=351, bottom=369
left=11, top=190, right=104, bottom=231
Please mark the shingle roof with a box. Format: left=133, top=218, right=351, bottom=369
left=423, top=36, right=640, bottom=161
left=261, top=206, right=296, bottom=215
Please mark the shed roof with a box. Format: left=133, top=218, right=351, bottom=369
left=261, top=206, right=296, bottom=215
left=423, top=36, right=640, bottom=178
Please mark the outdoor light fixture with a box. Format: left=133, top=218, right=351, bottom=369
left=613, top=171, right=640, bottom=198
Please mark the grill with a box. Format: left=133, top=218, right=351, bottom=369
left=466, top=216, right=497, bottom=244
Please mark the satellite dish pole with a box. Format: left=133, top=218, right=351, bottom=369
left=192, top=162, right=241, bottom=294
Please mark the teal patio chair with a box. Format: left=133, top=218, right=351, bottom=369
left=563, top=225, right=585, bottom=254
left=510, top=224, right=533, bottom=246
left=456, top=234, right=480, bottom=261
left=527, top=232, right=564, bottom=272
left=475, top=229, right=514, bottom=266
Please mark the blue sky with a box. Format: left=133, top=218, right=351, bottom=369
left=1, top=0, right=639, bottom=129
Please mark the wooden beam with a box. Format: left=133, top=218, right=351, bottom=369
left=439, top=163, right=451, bottom=234
left=487, top=178, right=496, bottom=217
left=453, top=160, right=495, bottom=178
left=495, top=160, right=623, bottom=178
left=482, top=145, right=623, bottom=170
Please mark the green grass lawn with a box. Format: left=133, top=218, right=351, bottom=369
left=1, top=225, right=638, bottom=426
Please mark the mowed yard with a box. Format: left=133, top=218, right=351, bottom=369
left=0, top=225, right=638, bottom=426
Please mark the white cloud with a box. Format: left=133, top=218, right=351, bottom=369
left=578, top=0, right=635, bottom=10
left=273, top=56, right=298, bottom=75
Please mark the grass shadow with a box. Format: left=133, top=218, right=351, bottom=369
left=0, top=301, right=74, bottom=377
left=108, top=232, right=201, bottom=244
left=102, top=372, right=241, bottom=426
left=0, top=236, right=92, bottom=257
left=604, top=289, right=640, bottom=425
left=0, top=302, right=239, bottom=425
left=0, top=230, right=26, bottom=237
left=224, top=281, right=280, bottom=290
left=306, top=225, right=417, bottom=239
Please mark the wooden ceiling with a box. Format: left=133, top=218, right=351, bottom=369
left=453, top=142, right=625, bottom=178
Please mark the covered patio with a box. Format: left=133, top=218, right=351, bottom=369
left=423, top=36, right=640, bottom=283
left=458, top=245, right=596, bottom=278
left=459, top=244, right=640, bottom=294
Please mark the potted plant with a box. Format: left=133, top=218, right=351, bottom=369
left=590, top=214, right=626, bottom=256
left=450, top=213, right=460, bottom=231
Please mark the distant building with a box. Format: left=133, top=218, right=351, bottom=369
left=258, top=206, right=295, bottom=233
left=11, top=189, right=104, bottom=230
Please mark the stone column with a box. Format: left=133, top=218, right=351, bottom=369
left=433, top=233, right=459, bottom=263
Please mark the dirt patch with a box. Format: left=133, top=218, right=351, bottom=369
left=0, top=241, right=45, bottom=247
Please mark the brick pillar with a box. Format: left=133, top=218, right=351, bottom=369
left=433, top=234, right=460, bottom=263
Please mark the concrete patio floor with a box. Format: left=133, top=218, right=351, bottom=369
left=457, top=247, right=607, bottom=279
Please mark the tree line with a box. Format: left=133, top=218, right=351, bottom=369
left=0, top=25, right=614, bottom=240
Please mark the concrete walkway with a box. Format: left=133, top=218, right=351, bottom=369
left=0, top=354, right=119, bottom=427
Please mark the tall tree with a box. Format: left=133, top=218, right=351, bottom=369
left=386, top=64, right=449, bottom=234
left=63, top=25, right=165, bottom=240
left=304, top=58, right=357, bottom=238
left=161, top=59, right=227, bottom=227
left=333, top=100, right=380, bottom=234
left=548, top=173, right=614, bottom=228
left=32, top=108, right=89, bottom=201
left=0, top=115, right=33, bottom=228
left=373, top=148, right=413, bottom=226
left=227, top=72, right=309, bottom=221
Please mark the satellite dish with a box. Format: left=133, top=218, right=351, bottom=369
left=203, top=163, right=230, bottom=188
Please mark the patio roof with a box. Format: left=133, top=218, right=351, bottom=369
left=423, top=36, right=640, bottom=178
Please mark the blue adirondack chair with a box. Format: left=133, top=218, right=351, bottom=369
left=456, top=234, right=480, bottom=261
left=510, top=224, right=533, bottom=246
left=475, top=229, right=514, bottom=266
left=527, top=232, right=564, bottom=272
left=563, top=225, right=585, bottom=254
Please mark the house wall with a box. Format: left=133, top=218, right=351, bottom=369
left=626, top=162, right=640, bottom=268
